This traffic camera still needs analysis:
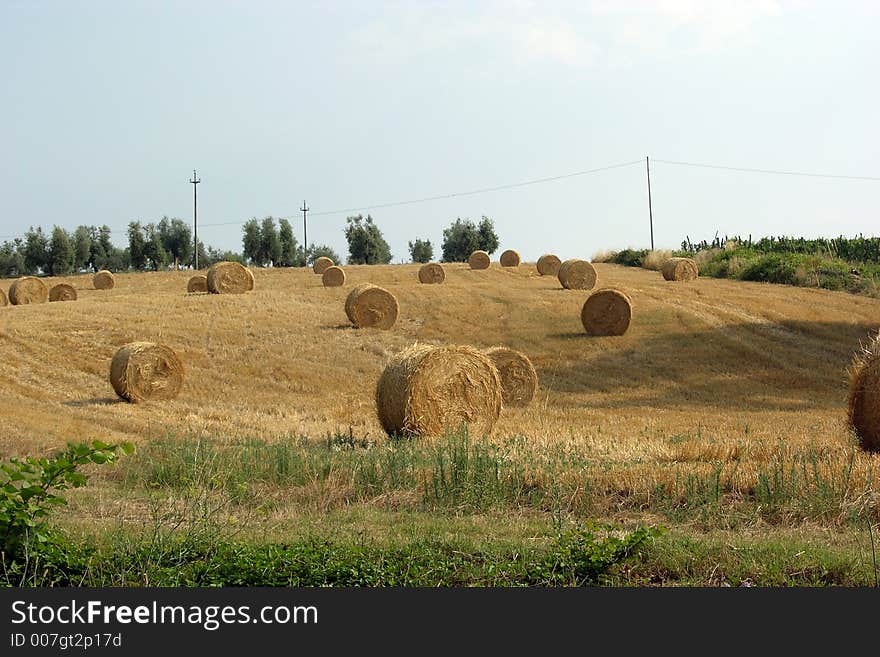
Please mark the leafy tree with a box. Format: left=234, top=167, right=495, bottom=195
left=242, top=219, right=261, bottom=266
left=0, top=240, right=26, bottom=277
left=408, top=238, right=433, bottom=263
left=143, top=223, right=168, bottom=271
left=204, top=247, right=245, bottom=266
left=89, top=225, right=117, bottom=271
left=23, top=226, right=50, bottom=275
left=278, top=218, right=302, bottom=267
left=47, top=226, right=74, bottom=276
left=344, top=214, right=392, bottom=265
left=307, top=244, right=340, bottom=266
left=157, top=217, right=192, bottom=269
left=72, top=226, right=91, bottom=271
left=441, top=216, right=500, bottom=262
left=127, top=222, right=147, bottom=271
left=259, top=217, right=282, bottom=267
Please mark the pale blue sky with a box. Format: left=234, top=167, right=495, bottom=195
left=2, top=1, right=878, bottom=262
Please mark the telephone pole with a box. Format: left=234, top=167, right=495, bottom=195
left=190, top=169, right=201, bottom=269
left=646, top=156, right=654, bottom=250
left=300, top=200, right=309, bottom=265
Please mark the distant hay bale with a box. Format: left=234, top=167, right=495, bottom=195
left=109, top=341, right=184, bottom=403
left=48, top=283, right=77, bottom=302
left=9, top=276, right=48, bottom=305
left=93, top=270, right=115, bottom=290
left=418, top=263, right=446, bottom=284
left=557, top=259, right=597, bottom=290
left=313, top=256, right=334, bottom=274
left=345, top=283, right=398, bottom=329
left=187, top=275, right=208, bottom=293
left=536, top=254, right=562, bottom=276
left=375, top=343, right=502, bottom=437
left=847, top=333, right=880, bottom=452
left=483, top=346, right=538, bottom=408
left=0, top=288, right=7, bottom=307
left=581, top=288, right=632, bottom=336
left=468, top=250, right=490, bottom=270
left=500, top=250, right=521, bottom=267
left=322, top=265, right=346, bottom=287
left=206, top=261, right=252, bottom=294
left=661, top=257, right=699, bottom=281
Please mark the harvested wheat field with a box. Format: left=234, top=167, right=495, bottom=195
left=2, top=262, right=880, bottom=573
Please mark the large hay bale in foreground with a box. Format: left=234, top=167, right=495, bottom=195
left=536, top=254, right=562, bottom=276
left=0, top=288, right=7, bottom=307
left=376, top=344, right=502, bottom=437
left=109, top=341, right=184, bottom=403
left=322, top=265, right=346, bottom=287
left=581, top=288, right=632, bottom=336
left=9, top=276, right=48, bottom=305
left=207, top=261, right=252, bottom=294
left=313, top=256, right=334, bottom=274
left=500, top=250, right=521, bottom=267
left=93, top=270, right=115, bottom=290
left=48, top=283, right=77, bottom=302
left=468, top=250, right=490, bottom=270
left=345, top=283, right=398, bottom=329
left=661, top=257, right=699, bottom=281
left=847, top=333, right=880, bottom=452
left=418, top=263, right=446, bottom=284
left=557, top=259, right=597, bottom=290
left=483, top=346, right=538, bottom=408
left=187, top=275, right=208, bottom=293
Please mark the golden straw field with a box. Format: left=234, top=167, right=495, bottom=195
left=2, top=261, right=880, bottom=553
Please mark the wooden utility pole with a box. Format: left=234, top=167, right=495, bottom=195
left=300, top=200, right=309, bottom=264
left=646, top=156, right=654, bottom=250
left=190, top=169, right=201, bottom=269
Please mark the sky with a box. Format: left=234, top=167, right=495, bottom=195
left=1, top=0, right=878, bottom=263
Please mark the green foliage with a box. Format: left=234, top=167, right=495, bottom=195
left=157, top=217, right=193, bottom=268
left=241, top=218, right=261, bottom=266
left=408, top=238, right=434, bottom=263
left=738, top=254, right=798, bottom=285
left=0, top=240, right=25, bottom=277
left=0, top=440, right=133, bottom=562
left=344, top=214, right=392, bottom=265
left=307, top=244, right=340, bottom=267
left=23, top=226, right=49, bottom=274
left=608, top=248, right=648, bottom=267
left=127, top=221, right=147, bottom=270
left=440, top=216, right=500, bottom=262
left=48, top=226, right=75, bottom=275
left=277, top=218, right=302, bottom=267
left=72, top=226, right=91, bottom=271
left=260, top=217, right=282, bottom=266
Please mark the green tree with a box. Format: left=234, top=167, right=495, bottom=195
left=344, top=214, right=392, bottom=265
left=72, top=226, right=91, bottom=271
left=157, top=217, right=192, bottom=269
left=408, top=238, right=433, bottom=263
left=127, top=222, right=147, bottom=271
left=89, top=225, right=116, bottom=271
left=259, top=217, right=282, bottom=267
left=441, top=216, right=500, bottom=262
left=242, top=219, right=261, bottom=266
left=0, top=240, right=26, bottom=277
left=47, top=226, right=75, bottom=276
left=477, top=216, right=499, bottom=254
left=204, top=246, right=245, bottom=266
left=143, top=223, right=168, bottom=271
left=307, top=244, right=340, bottom=266
left=23, top=226, right=50, bottom=274
left=278, top=218, right=302, bottom=267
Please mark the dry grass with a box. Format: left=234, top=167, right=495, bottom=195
left=642, top=250, right=673, bottom=271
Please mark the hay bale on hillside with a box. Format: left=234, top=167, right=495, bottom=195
left=375, top=343, right=502, bottom=437
left=847, top=333, right=880, bottom=452
left=206, top=261, right=252, bottom=294
left=661, top=257, right=699, bottom=281
left=93, top=270, right=115, bottom=290
left=483, top=346, right=538, bottom=408
left=313, top=256, right=334, bottom=274
left=322, top=265, right=346, bottom=287
left=536, top=254, right=562, bottom=276
left=109, top=341, right=184, bottom=403
left=557, top=259, right=597, bottom=290
left=418, top=263, right=446, bottom=284
left=48, top=283, right=77, bottom=302
left=468, top=250, right=490, bottom=270
left=345, top=283, right=398, bottom=329
left=9, top=276, right=48, bottom=305
left=0, top=288, right=7, bottom=307
left=187, top=275, right=208, bottom=293
left=581, top=288, right=632, bottom=336
left=500, top=250, right=521, bottom=267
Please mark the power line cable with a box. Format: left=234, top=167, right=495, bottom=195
left=653, top=158, right=880, bottom=182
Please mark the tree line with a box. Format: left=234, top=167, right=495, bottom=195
left=0, top=213, right=501, bottom=277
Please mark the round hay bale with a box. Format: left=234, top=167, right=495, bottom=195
left=322, top=265, right=346, bottom=287
left=206, top=261, right=252, bottom=294
left=468, top=250, right=490, bottom=270
left=847, top=333, right=880, bottom=452
left=536, top=254, right=562, bottom=276
left=500, top=249, right=521, bottom=267
left=661, top=257, right=699, bottom=281
left=0, top=288, right=7, bottom=307
left=93, top=270, right=115, bottom=290
left=345, top=283, right=399, bottom=329
left=109, top=341, right=184, bottom=403
left=9, top=276, right=48, bottom=305
left=557, top=259, right=597, bottom=290
left=376, top=344, right=502, bottom=437
left=483, top=346, right=538, bottom=408
left=187, top=275, right=208, bottom=293
left=48, top=283, right=77, bottom=302
left=418, top=262, right=446, bottom=284
left=313, top=256, right=334, bottom=274
left=581, top=288, right=632, bottom=336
